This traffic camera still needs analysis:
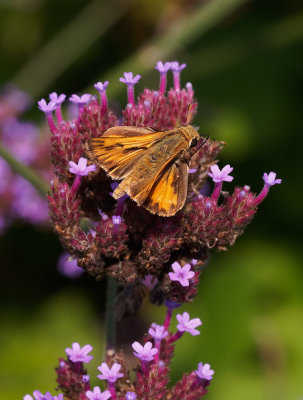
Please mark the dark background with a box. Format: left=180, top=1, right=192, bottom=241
left=0, top=0, right=302, bottom=399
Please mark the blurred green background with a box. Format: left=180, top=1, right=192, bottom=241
left=0, top=0, right=303, bottom=399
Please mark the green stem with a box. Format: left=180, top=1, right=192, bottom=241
left=105, top=276, right=118, bottom=351
left=0, top=143, right=49, bottom=196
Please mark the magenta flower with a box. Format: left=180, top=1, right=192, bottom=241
left=49, top=92, right=66, bottom=105
left=176, top=312, right=202, bottom=336
left=170, top=61, right=186, bottom=72
left=126, top=393, right=137, bottom=400
left=148, top=323, right=168, bottom=341
left=168, top=262, right=195, bottom=287
left=132, top=341, right=158, bottom=362
left=68, top=157, right=97, bottom=176
left=263, top=171, right=282, bottom=186
left=37, top=99, right=57, bottom=113
left=94, top=81, right=109, bottom=92
left=112, top=215, right=122, bottom=225
left=65, top=342, right=93, bottom=363
left=86, top=387, right=111, bottom=400
left=119, top=72, right=141, bottom=85
left=69, top=93, right=92, bottom=106
left=195, top=362, right=214, bottom=380
left=208, top=164, right=234, bottom=183
left=97, top=362, right=124, bottom=383
left=155, top=61, right=171, bottom=72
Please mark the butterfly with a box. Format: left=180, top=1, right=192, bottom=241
left=86, top=125, right=201, bottom=217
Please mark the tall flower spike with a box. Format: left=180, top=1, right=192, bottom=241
left=49, top=92, right=66, bottom=123
left=176, top=312, right=202, bottom=336
left=195, top=362, right=214, bottom=381
left=168, top=261, right=195, bottom=287
left=97, top=362, right=124, bottom=383
left=37, top=99, right=57, bottom=133
left=119, top=72, right=141, bottom=105
left=94, top=81, right=109, bottom=113
left=171, top=61, right=186, bottom=91
left=155, top=61, right=171, bottom=95
left=65, top=342, right=93, bottom=363
left=254, top=171, right=282, bottom=205
left=208, top=164, right=234, bottom=202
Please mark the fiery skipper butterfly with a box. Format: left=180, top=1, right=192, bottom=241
left=86, top=125, right=201, bottom=217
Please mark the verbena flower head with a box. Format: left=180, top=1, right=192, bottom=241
left=65, top=342, right=93, bottom=363
left=195, top=362, right=214, bottom=380
left=208, top=164, right=234, bottom=183
left=68, top=157, right=97, bottom=176
left=176, top=312, right=202, bottom=336
left=168, top=261, right=195, bottom=287
left=132, top=341, right=158, bottom=361
left=24, top=391, right=63, bottom=400
left=148, top=323, right=168, bottom=341
left=97, top=362, right=124, bottom=383
left=86, top=387, right=111, bottom=400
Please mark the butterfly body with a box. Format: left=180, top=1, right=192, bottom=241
left=86, top=125, right=200, bottom=216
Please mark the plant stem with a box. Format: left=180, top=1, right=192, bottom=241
left=105, top=276, right=118, bottom=351
left=0, top=143, right=49, bottom=195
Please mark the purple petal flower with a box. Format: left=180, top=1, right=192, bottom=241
left=119, top=72, right=141, bottom=85
left=170, top=61, right=186, bottom=72
left=168, top=261, right=195, bottom=287
left=191, top=259, right=198, bottom=266
left=49, top=92, right=66, bottom=105
left=68, top=157, right=97, bottom=176
left=208, top=164, right=234, bottom=183
left=97, top=362, right=124, bottom=383
left=142, top=274, right=158, bottom=290
left=86, top=387, right=111, bottom=400
left=57, top=252, right=83, bottom=278
left=176, top=312, right=202, bottom=336
left=155, top=61, right=171, bottom=73
left=126, top=392, right=137, bottom=400
left=94, top=81, right=109, bottom=92
left=38, top=99, right=57, bottom=113
left=148, top=324, right=168, bottom=341
left=263, top=171, right=282, bottom=186
left=53, top=396, right=64, bottom=400
left=112, top=215, right=122, bottom=225
left=24, top=396, right=33, bottom=400
left=82, top=374, right=90, bottom=382
left=195, top=362, right=214, bottom=380
left=25, top=391, right=62, bottom=400
left=132, top=341, right=158, bottom=362
left=65, top=342, right=93, bottom=363
left=69, top=94, right=92, bottom=106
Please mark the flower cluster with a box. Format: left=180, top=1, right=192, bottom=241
left=0, top=85, right=51, bottom=233
left=24, top=303, right=213, bottom=400
left=43, top=61, right=281, bottom=305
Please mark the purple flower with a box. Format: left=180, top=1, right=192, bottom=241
left=155, top=61, right=171, bottom=72
left=263, top=171, right=282, bottom=186
left=65, top=342, right=93, bottom=363
left=126, top=392, right=137, bottom=400
left=132, top=341, right=158, bottom=362
left=24, top=391, right=63, bottom=400
left=94, top=81, right=109, bottom=92
left=86, top=387, right=111, bottom=400
left=97, top=362, right=124, bottom=383
left=38, top=99, right=57, bottom=113
left=82, top=374, right=90, bottom=382
left=170, top=61, right=186, bottom=72
left=168, top=262, right=195, bottom=287
left=208, top=164, right=234, bottom=183
left=57, top=252, right=83, bottom=278
left=49, top=92, right=66, bottom=105
left=69, top=94, right=92, bottom=106
left=191, top=259, right=198, bottom=266
left=112, top=215, right=122, bottom=225
left=68, top=157, right=97, bottom=176
left=142, top=274, right=158, bottom=290
left=176, top=312, right=202, bottom=336
left=195, top=362, right=214, bottom=380
left=148, top=324, right=168, bottom=341
left=119, top=72, right=141, bottom=85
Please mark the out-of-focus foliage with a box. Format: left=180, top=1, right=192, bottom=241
left=0, top=0, right=302, bottom=399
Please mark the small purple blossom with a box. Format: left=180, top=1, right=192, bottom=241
left=68, top=157, right=97, bottom=176
left=170, top=61, right=187, bottom=72
left=155, top=61, right=171, bottom=72
left=208, top=164, right=234, bottom=183
left=86, top=387, right=111, bottom=400
left=132, top=341, right=158, bottom=362
left=38, top=99, right=57, bottom=113
left=82, top=374, right=90, bottom=383
left=69, top=94, right=92, bottom=106
left=263, top=171, right=282, bottom=186
left=94, top=81, right=109, bottom=92
left=119, top=72, right=141, bottom=85
left=191, top=259, right=198, bottom=266
left=168, top=262, right=195, bottom=287
left=148, top=323, right=168, bottom=341
left=112, top=215, right=122, bottom=225
left=65, top=342, right=93, bottom=363
left=49, top=92, right=66, bottom=105
left=57, top=252, right=83, bottom=278
left=195, top=362, right=214, bottom=380
left=176, top=312, right=202, bottom=336
left=97, top=362, right=124, bottom=383
left=24, top=391, right=63, bottom=400
left=126, top=392, right=137, bottom=400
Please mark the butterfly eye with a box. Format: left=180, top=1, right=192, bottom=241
left=190, top=138, right=197, bottom=148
